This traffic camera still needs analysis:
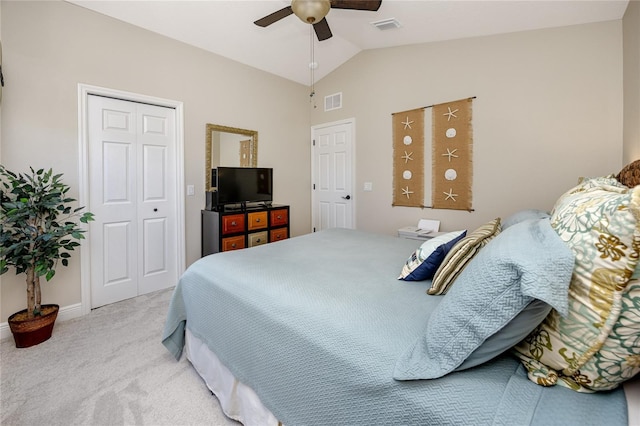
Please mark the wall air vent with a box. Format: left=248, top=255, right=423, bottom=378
left=324, top=92, right=342, bottom=111
left=371, top=18, right=401, bottom=31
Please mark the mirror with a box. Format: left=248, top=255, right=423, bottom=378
left=206, top=123, right=258, bottom=191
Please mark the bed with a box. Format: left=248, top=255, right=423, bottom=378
left=162, top=171, right=640, bottom=425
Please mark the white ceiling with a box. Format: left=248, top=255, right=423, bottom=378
left=67, top=0, right=629, bottom=86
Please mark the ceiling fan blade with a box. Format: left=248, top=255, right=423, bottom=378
left=254, top=6, right=294, bottom=27
left=330, top=0, right=382, bottom=11
left=313, top=18, right=333, bottom=41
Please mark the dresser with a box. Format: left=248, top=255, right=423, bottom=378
left=201, top=205, right=290, bottom=256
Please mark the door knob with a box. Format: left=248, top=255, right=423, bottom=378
left=342, top=195, right=351, bottom=200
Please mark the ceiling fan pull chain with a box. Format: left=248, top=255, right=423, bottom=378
left=310, top=24, right=316, bottom=99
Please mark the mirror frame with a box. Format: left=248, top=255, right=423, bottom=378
left=205, top=123, right=258, bottom=191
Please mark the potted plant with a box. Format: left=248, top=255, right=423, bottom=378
left=0, top=166, right=94, bottom=347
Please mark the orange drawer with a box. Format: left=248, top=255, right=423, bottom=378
left=270, top=209, right=288, bottom=227
left=248, top=231, right=268, bottom=247
left=270, top=227, right=288, bottom=242
left=221, top=214, right=245, bottom=235
left=247, top=211, right=268, bottom=231
left=221, top=235, right=245, bottom=251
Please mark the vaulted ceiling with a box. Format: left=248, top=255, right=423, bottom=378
left=68, top=0, right=630, bottom=86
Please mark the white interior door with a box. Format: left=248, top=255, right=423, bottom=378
left=88, top=95, right=177, bottom=308
left=312, top=119, right=355, bottom=231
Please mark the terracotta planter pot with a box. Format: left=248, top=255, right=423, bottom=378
left=8, top=304, right=59, bottom=348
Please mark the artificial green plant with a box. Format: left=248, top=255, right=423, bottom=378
left=0, top=166, right=94, bottom=319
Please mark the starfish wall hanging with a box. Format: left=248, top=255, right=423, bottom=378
left=432, top=98, right=474, bottom=211
left=392, top=107, right=425, bottom=208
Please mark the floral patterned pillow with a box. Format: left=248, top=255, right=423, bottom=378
left=583, top=279, right=640, bottom=388
left=513, top=178, right=640, bottom=392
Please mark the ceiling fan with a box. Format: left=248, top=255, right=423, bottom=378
left=254, top=0, right=382, bottom=41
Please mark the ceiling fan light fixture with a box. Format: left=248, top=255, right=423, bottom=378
left=291, top=0, right=331, bottom=24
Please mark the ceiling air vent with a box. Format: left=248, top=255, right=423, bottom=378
left=324, top=92, right=342, bottom=112
left=371, top=18, right=401, bottom=31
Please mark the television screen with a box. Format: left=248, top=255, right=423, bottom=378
left=216, top=167, right=273, bottom=206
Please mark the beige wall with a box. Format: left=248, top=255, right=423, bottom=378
left=0, top=1, right=311, bottom=322
left=311, top=21, right=624, bottom=236
left=0, top=2, right=630, bottom=324
left=623, top=0, right=640, bottom=163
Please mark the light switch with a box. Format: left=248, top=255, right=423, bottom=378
left=187, top=185, right=195, bottom=196
left=364, top=182, right=373, bottom=192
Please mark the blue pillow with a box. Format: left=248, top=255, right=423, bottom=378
left=501, top=209, right=549, bottom=230
left=398, top=231, right=466, bottom=281
left=393, top=218, right=574, bottom=380
left=454, top=298, right=551, bottom=370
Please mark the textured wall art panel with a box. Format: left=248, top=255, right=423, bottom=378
left=392, top=108, right=425, bottom=208
left=432, top=98, right=473, bottom=211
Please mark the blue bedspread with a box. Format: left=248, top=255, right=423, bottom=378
left=163, top=228, right=628, bottom=425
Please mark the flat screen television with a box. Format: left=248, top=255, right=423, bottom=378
left=215, top=167, right=273, bottom=208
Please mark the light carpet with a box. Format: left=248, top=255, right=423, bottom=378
left=0, top=288, right=238, bottom=426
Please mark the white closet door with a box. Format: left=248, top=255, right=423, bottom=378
left=88, top=95, right=177, bottom=308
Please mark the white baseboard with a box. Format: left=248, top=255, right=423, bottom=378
left=0, top=303, right=84, bottom=342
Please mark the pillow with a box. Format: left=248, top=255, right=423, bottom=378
left=398, top=231, right=467, bottom=281
left=502, top=209, right=549, bottom=230
left=616, top=160, right=640, bottom=188
left=513, top=180, right=640, bottom=392
left=571, top=174, right=623, bottom=192
left=393, top=218, right=574, bottom=380
left=585, top=278, right=640, bottom=387
left=633, top=262, right=640, bottom=280
left=427, top=218, right=501, bottom=295
left=455, top=299, right=552, bottom=371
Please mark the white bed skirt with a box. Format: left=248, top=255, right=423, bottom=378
left=186, top=328, right=640, bottom=426
left=185, top=328, right=280, bottom=426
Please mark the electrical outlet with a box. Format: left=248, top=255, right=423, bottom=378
left=187, top=185, right=195, bottom=196
left=364, top=182, right=373, bottom=192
